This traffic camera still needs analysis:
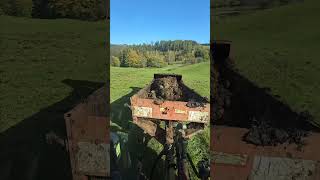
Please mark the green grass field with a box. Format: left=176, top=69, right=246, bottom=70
left=0, top=15, right=108, bottom=179
left=110, top=62, right=210, bottom=178
left=111, top=63, right=210, bottom=102
left=213, top=0, right=320, bottom=124
left=0, top=16, right=107, bottom=132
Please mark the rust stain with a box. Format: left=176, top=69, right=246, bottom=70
left=65, top=86, right=109, bottom=179
left=211, top=126, right=320, bottom=180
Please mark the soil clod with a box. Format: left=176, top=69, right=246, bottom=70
left=186, top=99, right=205, bottom=108
left=143, top=76, right=207, bottom=107
left=149, top=76, right=183, bottom=101
left=243, top=118, right=309, bottom=146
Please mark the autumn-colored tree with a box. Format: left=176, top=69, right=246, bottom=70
left=184, top=52, right=197, bottom=64
left=145, top=51, right=167, bottom=68
left=125, top=49, right=144, bottom=68
left=111, top=56, right=120, bottom=67
left=112, top=40, right=209, bottom=68
left=194, top=47, right=209, bottom=62
left=164, top=51, right=176, bottom=64
left=119, top=49, right=145, bottom=67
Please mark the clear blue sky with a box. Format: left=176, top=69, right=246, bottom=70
left=111, top=0, right=209, bottom=45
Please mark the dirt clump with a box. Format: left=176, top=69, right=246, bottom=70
left=243, top=118, right=309, bottom=147
left=186, top=99, right=205, bottom=108
left=148, top=76, right=183, bottom=101
left=145, top=76, right=208, bottom=107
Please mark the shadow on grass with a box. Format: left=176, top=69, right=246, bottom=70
left=111, top=87, right=165, bottom=179
left=214, top=66, right=320, bottom=132
left=0, top=79, right=105, bottom=180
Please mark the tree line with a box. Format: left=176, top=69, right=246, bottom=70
left=111, top=40, right=209, bottom=68
left=0, top=0, right=30, bottom=16
left=0, top=0, right=107, bottom=20
left=32, top=0, right=106, bottom=20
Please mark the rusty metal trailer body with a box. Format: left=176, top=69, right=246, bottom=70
left=130, top=74, right=210, bottom=143
left=130, top=74, right=211, bottom=180
left=211, top=126, right=320, bottom=180
left=64, top=86, right=110, bottom=180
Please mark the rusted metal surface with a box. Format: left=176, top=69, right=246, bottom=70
left=133, top=117, right=157, bottom=136
left=211, top=126, right=320, bottom=180
left=166, top=121, right=174, bottom=144
left=131, top=96, right=210, bottom=123
left=131, top=74, right=210, bottom=124
left=133, top=106, right=153, bottom=118
left=250, top=156, right=317, bottom=180
left=65, top=86, right=110, bottom=180
left=130, top=74, right=210, bottom=144
left=76, top=142, right=108, bottom=174
left=133, top=117, right=167, bottom=145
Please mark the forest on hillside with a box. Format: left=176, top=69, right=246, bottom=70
left=110, top=40, right=210, bottom=68
left=0, top=0, right=107, bottom=20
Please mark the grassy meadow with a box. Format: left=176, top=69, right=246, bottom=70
left=0, top=15, right=107, bottom=179
left=111, top=62, right=210, bottom=102
left=0, top=15, right=107, bottom=132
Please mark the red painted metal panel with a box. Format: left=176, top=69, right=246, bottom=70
left=131, top=95, right=210, bottom=123
left=211, top=126, right=320, bottom=180
left=65, top=86, right=109, bottom=180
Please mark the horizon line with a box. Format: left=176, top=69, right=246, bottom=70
left=110, top=40, right=210, bottom=46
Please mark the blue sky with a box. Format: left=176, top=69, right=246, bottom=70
left=111, top=0, right=209, bottom=45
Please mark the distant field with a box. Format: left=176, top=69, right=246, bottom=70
left=111, top=62, right=210, bottom=102
left=213, top=0, right=320, bottom=123
left=110, top=62, right=210, bottom=178
left=0, top=16, right=107, bottom=132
